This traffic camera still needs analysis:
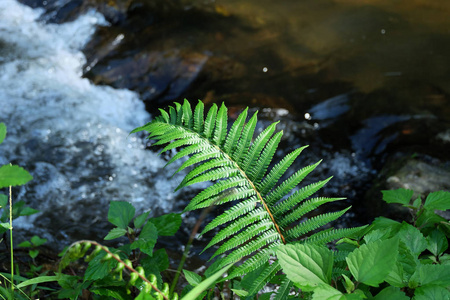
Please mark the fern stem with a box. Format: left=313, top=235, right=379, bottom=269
left=9, top=185, right=14, bottom=292
left=212, top=143, right=287, bottom=245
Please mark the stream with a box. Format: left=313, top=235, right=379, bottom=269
left=1, top=0, right=449, bottom=257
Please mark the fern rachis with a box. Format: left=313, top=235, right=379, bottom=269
left=132, top=99, right=365, bottom=295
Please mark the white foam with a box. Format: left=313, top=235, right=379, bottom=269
left=0, top=0, right=185, bottom=244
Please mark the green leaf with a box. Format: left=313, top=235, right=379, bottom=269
left=134, top=211, right=151, bottom=229
left=181, top=263, right=234, bottom=300
left=16, top=275, right=58, bottom=288
left=18, top=206, right=39, bottom=216
left=414, top=285, right=450, bottom=300
left=386, top=241, right=416, bottom=287
left=183, top=269, right=202, bottom=286
left=131, top=221, right=158, bottom=256
left=423, top=190, right=450, bottom=211
left=84, top=251, right=118, bottom=281
left=18, top=240, right=32, bottom=248
left=149, top=213, right=182, bottom=236
left=231, top=289, right=248, bottom=297
left=0, top=164, right=33, bottom=188
left=0, top=194, right=7, bottom=207
left=135, top=291, right=157, bottom=300
left=104, top=227, right=127, bottom=240
left=381, top=188, right=413, bottom=205
left=397, top=222, right=427, bottom=256
left=373, top=286, right=408, bottom=300
left=342, top=274, right=354, bottom=293
left=276, top=244, right=333, bottom=292
left=141, top=248, right=169, bottom=272
left=31, top=235, right=47, bottom=246
left=363, top=228, right=391, bottom=244
left=311, top=284, right=345, bottom=300
left=0, top=123, right=6, bottom=144
left=409, top=263, right=450, bottom=288
left=346, top=237, right=399, bottom=287
left=29, top=249, right=39, bottom=259
left=426, top=229, right=448, bottom=256
left=108, top=201, right=135, bottom=229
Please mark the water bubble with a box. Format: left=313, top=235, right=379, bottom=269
left=381, top=29, right=386, bottom=34
left=262, top=67, right=268, bottom=72
left=304, top=112, right=311, bottom=120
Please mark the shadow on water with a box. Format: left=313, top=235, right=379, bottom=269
left=5, top=0, right=450, bottom=263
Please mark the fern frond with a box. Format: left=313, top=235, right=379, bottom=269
left=133, top=99, right=359, bottom=293
left=285, top=207, right=351, bottom=241
left=274, top=278, right=294, bottom=300
left=247, top=261, right=281, bottom=296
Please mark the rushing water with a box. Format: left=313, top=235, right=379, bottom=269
left=0, top=0, right=194, bottom=246
left=1, top=0, right=449, bottom=251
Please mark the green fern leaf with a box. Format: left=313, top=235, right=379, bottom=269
left=133, top=99, right=360, bottom=293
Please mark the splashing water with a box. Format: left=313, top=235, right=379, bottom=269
left=0, top=0, right=185, bottom=245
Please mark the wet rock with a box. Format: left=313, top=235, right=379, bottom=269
left=84, top=49, right=208, bottom=105
left=364, top=153, right=450, bottom=222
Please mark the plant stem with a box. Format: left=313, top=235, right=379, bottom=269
left=9, top=185, right=14, bottom=292
left=169, top=206, right=213, bottom=296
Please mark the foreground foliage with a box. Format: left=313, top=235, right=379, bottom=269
left=0, top=99, right=449, bottom=299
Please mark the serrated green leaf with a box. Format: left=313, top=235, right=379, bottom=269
left=397, top=222, right=427, bottom=256
left=381, top=188, right=413, bottom=205
left=409, top=263, right=450, bottom=287
left=373, top=286, right=408, bottom=300
left=104, top=227, right=127, bottom=240
left=149, top=213, right=181, bottom=236
left=426, top=229, right=448, bottom=256
left=414, top=285, right=450, bottom=300
left=131, top=221, right=158, bottom=256
left=84, top=252, right=117, bottom=281
left=0, top=123, right=6, bottom=144
left=346, top=237, right=398, bottom=287
left=108, top=201, right=135, bottom=229
left=183, top=269, right=202, bottom=286
left=134, top=211, right=150, bottom=229
left=141, top=248, right=169, bottom=272
left=276, top=244, right=333, bottom=292
left=311, top=284, right=345, bottom=300
left=0, top=164, right=33, bottom=188
left=423, top=190, right=450, bottom=211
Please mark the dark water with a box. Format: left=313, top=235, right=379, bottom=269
left=2, top=0, right=450, bottom=254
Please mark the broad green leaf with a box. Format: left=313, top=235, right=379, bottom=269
left=183, top=269, right=202, bottom=286
left=373, top=286, right=408, bottom=300
left=84, top=252, right=117, bottom=281
left=108, top=201, right=135, bottom=229
left=426, top=229, right=448, bottom=256
left=276, top=244, right=333, bottom=292
left=181, top=263, right=234, bottom=300
left=416, top=209, right=447, bottom=228
left=149, top=213, right=182, bottom=236
left=346, top=237, right=398, bottom=287
left=386, top=241, right=416, bottom=287
left=0, top=165, right=33, bottom=188
left=423, top=190, right=450, bottom=211
left=104, top=227, right=127, bottom=240
left=409, top=263, right=450, bottom=288
left=16, top=275, right=58, bottom=288
left=363, top=228, right=391, bottom=244
left=131, top=221, right=158, bottom=256
left=370, top=216, right=401, bottom=233
left=31, top=235, right=47, bottom=246
left=381, top=188, right=413, bottom=205
left=18, top=206, right=40, bottom=217
left=414, top=285, right=450, bottom=300
left=0, top=123, right=6, bottom=144
left=141, top=248, right=169, bottom=272
left=397, top=222, right=427, bottom=256
left=311, top=284, right=345, bottom=300
left=134, top=211, right=151, bottom=229
left=18, top=240, right=32, bottom=248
